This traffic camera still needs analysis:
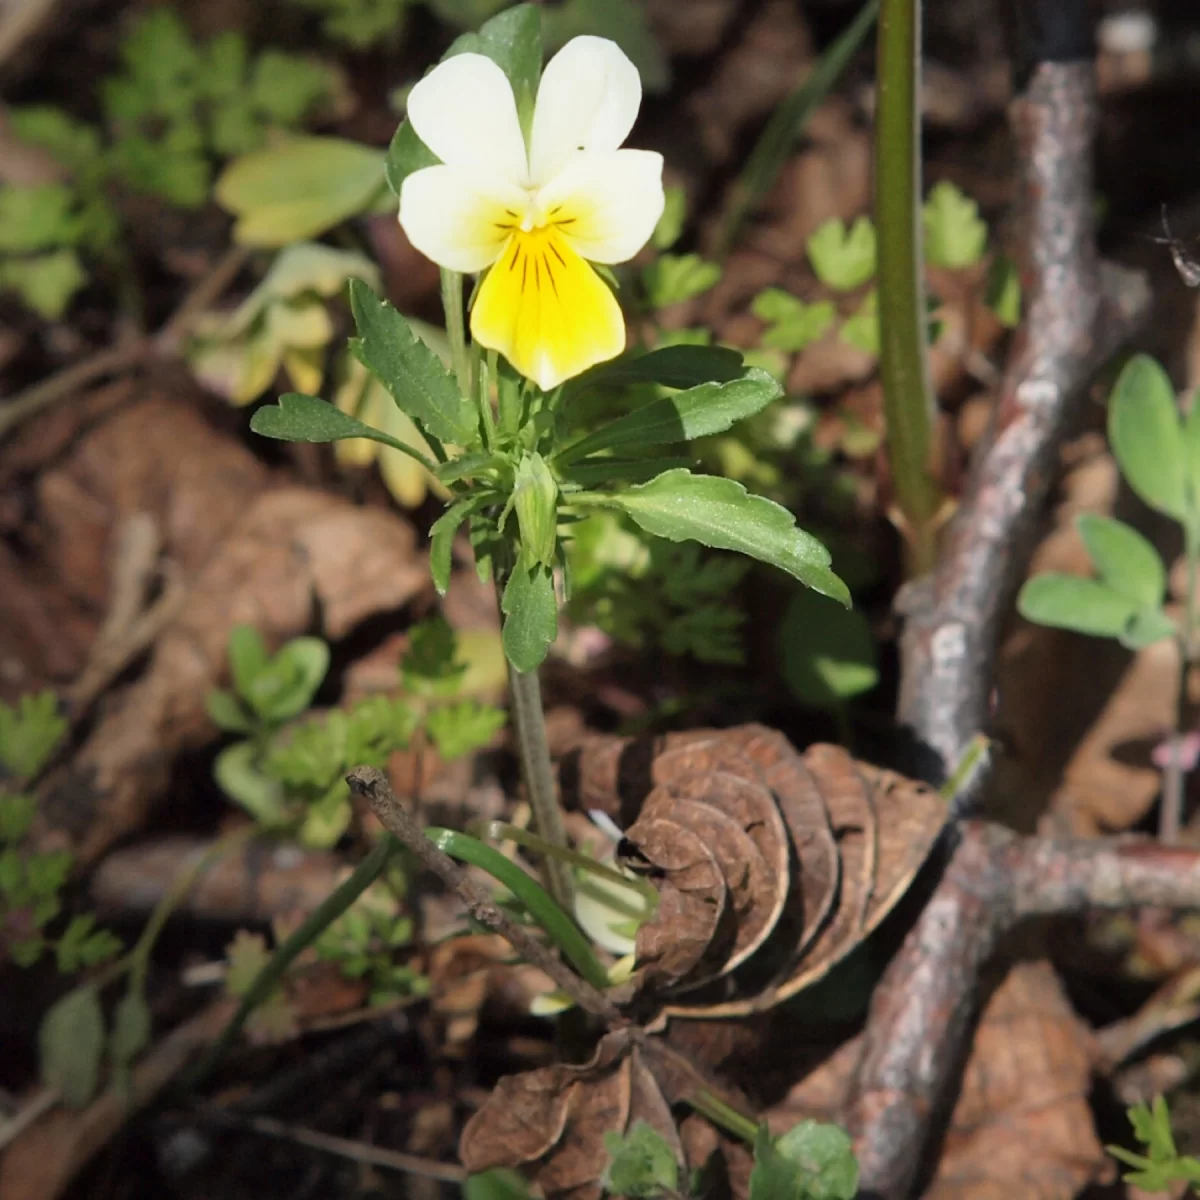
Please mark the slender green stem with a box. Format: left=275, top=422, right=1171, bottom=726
left=184, top=834, right=398, bottom=1089
left=425, top=827, right=608, bottom=989
left=128, top=825, right=257, bottom=992
left=507, top=660, right=575, bottom=911
left=440, top=269, right=472, bottom=400
left=875, top=0, right=941, bottom=575
left=480, top=820, right=659, bottom=907
left=477, top=343, right=498, bottom=450
left=686, top=1089, right=760, bottom=1144
left=938, top=732, right=991, bottom=806
left=1163, top=525, right=1200, bottom=842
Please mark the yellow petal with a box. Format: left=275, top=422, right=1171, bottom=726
left=333, top=362, right=381, bottom=467
left=470, top=227, right=625, bottom=391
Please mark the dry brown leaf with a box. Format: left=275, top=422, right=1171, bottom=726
left=926, top=960, right=1109, bottom=1200
left=39, top=485, right=428, bottom=865
left=461, top=1033, right=688, bottom=1200
left=771, top=962, right=1107, bottom=1200
left=558, top=726, right=944, bottom=1017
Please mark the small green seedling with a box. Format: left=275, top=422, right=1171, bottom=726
left=1107, top=1096, right=1200, bottom=1192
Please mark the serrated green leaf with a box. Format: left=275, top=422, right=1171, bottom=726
left=0, top=690, right=67, bottom=779
left=561, top=344, right=746, bottom=399
left=641, top=252, right=721, bottom=308
left=604, top=469, right=849, bottom=605
left=602, top=1121, right=680, bottom=1198
left=425, top=699, right=507, bottom=759
left=1076, top=514, right=1165, bottom=608
left=839, top=289, right=879, bottom=355
left=922, top=181, right=987, bottom=269
left=349, top=279, right=478, bottom=448
left=0, top=793, right=37, bottom=843
left=807, top=216, right=877, bottom=290
left=40, top=986, right=105, bottom=1107
left=1017, top=573, right=1137, bottom=639
left=55, top=914, right=120, bottom=972
left=780, top=588, right=877, bottom=709
left=0, top=249, right=88, bottom=319
left=216, top=137, right=386, bottom=246
left=753, top=288, right=836, bottom=352
left=1108, top=354, right=1189, bottom=523
left=559, top=369, right=782, bottom=464
left=501, top=561, right=557, bottom=671
left=774, top=1120, right=858, bottom=1200
left=749, top=1125, right=802, bottom=1200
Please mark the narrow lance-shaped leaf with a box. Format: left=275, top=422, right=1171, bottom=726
left=556, top=369, right=782, bottom=465
left=601, top=469, right=850, bottom=605
left=561, top=344, right=746, bottom=400
left=349, top=280, right=479, bottom=449
left=429, top=496, right=491, bottom=596
left=250, top=393, right=437, bottom=469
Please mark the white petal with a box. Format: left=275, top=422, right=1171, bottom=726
left=529, top=37, right=642, bottom=184
left=399, top=164, right=528, bottom=273
left=406, top=53, right=528, bottom=184
left=537, top=150, right=664, bottom=264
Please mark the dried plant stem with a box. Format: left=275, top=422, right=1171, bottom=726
left=195, top=1109, right=467, bottom=1182
left=507, top=663, right=575, bottom=911
left=1163, top=526, right=1199, bottom=842
left=348, top=767, right=618, bottom=1024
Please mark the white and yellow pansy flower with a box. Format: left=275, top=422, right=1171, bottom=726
left=398, top=36, right=665, bottom=391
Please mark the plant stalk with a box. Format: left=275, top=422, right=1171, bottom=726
left=507, top=661, right=575, bottom=910
left=1164, top=526, right=1200, bottom=842
left=440, top=269, right=472, bottom=401
left=874, top=0, right=941, bottom=575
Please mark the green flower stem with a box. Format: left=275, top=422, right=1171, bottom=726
left=507, top=661, right=575, bottom=912
left=480, top=820, right=660, bottom=908
left=476, top=342, right=498, bottom=450
left=185, top=833, right=398, bottom=1089
left=426, top=827, right=608, bottom=990
left=440, top=268, right=472, bottom=402
left=1164, top=525, right=1200, bottom=842
left=875, top=0, right=941, bottom=575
